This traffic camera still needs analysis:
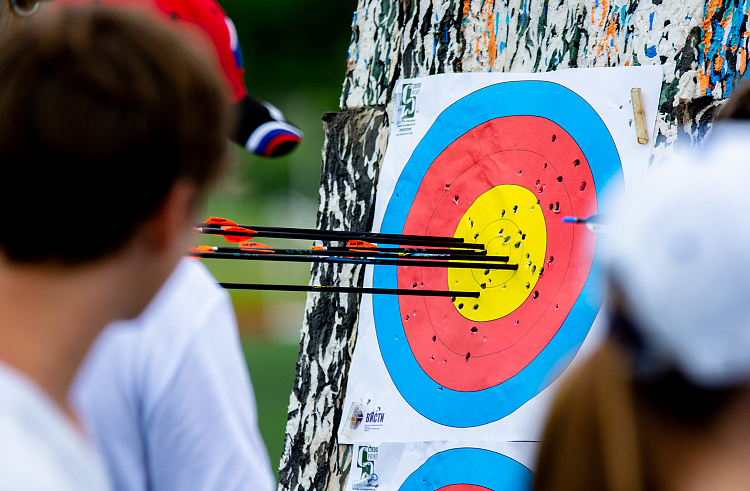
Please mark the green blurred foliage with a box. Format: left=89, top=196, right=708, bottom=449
left=220, top=0, right=356, bottom=94
left=204, top=0, right=356, bottom=473
left=217, top=0, right=357, bottom=201
left=203, top=0, right=357, bottom=316
left=243, top=339, right=300, bottom=479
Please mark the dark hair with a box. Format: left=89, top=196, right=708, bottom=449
left=609, top=301, right=740, bottom=424
left=0, top=5, right=228, bottom=264
left=716, top=79, right=750, bottom=120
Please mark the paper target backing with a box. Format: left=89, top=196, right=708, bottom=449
left=339, top=68, right=663, bottom=443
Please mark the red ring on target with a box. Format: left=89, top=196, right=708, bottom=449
left=398, top=116, right=596, bottom=392
left=373, top=80, right=622, bottom=427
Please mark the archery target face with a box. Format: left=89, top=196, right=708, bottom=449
left=373, top=81, right=622, bottom=427
left=398, top=448, right=533, bottom=491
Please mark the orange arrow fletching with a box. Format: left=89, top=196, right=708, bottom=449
left=311, top=246, right=324, bottom=250
left=217, top=226, right=256, bottom=243
left=345, top=240, right=376, bottom=258
left=220, top=226, right=255, bottom=233
left=197, top=245, right=215, bottom=253
left=204, top=216, right=237, bottom=226
left=347, top=240, right=376, bottom=249
left=239, top=241, right=273, bottom=253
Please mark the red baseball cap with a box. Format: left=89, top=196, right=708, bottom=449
left=55, top=0, right=247, bottom=103
left=54, top=0, right=302, bottom=157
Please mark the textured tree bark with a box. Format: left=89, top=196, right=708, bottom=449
left=278, top=107, right=388, bottom=491
left=279, top=0, right=747, bottom=489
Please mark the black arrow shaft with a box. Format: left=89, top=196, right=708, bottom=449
left=219, top=283, right=480, bottom=298
left=209, top=246, right=508, bottom=262
left=325, top=246, right=484, bottom=255
left=190, top=252, right=518, bottom=270
left=195, top=228, right=484, bottom=250
left=198, top=222, right=464, bottom=245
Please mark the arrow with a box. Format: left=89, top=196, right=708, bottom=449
left=198, top=245, right=509, bottom=262
left=214, top=226, right=258, bottom=243
left=195, top=227, right=485, bottom=249
left=196, top=217, right=481, bottom=249
left=219, top=283, right=480, bottom=298
left=189, top=251, right=518, bottom=270
left=319, top=245, right=487, bottom=255
left=562, top=214, right=607, bottom=233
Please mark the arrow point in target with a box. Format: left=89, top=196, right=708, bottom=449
left=562, top=214, right=607, bottom=233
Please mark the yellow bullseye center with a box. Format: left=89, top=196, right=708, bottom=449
left=449, top=185, right=547, bottom=321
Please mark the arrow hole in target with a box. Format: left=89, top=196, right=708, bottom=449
left=383, top=109, right=605, bottom=404
left=447, top=184, right=546, bottom=323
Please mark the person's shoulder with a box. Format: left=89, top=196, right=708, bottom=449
left=140, top=258, right=230, bottom=332
left=70, top=259, right=237, bottom=432
left=160, top=257, right=226, bottom=300
left=126, top=258, right=236, bottom=379
left=92, top=259, right=233, bottom=384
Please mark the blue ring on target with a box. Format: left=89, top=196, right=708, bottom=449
left=398, top=448, right=534, bottom=491
left=373, top=81, right=623, bottom=427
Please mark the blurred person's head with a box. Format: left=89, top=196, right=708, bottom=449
left=603, top=154, right=750, bottom=418
left=0, top=5, right=227, bottom=316
left=535, top=93, right=750, bottom=491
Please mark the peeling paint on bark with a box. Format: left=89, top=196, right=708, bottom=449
left=342, top=0, right=466, bottom=109
left=278, top=107, right=388, bottom=491
left=341, top=0, right=746, bottom=153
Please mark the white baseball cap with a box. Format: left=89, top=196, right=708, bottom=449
left=604, top=124, right=750, bottom=387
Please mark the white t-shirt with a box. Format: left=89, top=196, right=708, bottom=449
left=70, top=259, right=276, bottom=491
left=0, top=362, right=112, bottom=491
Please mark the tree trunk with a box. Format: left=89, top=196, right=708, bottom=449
left=278, top=107, right=388, bottom=491
left=278, top=0, right=743, bottom=489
